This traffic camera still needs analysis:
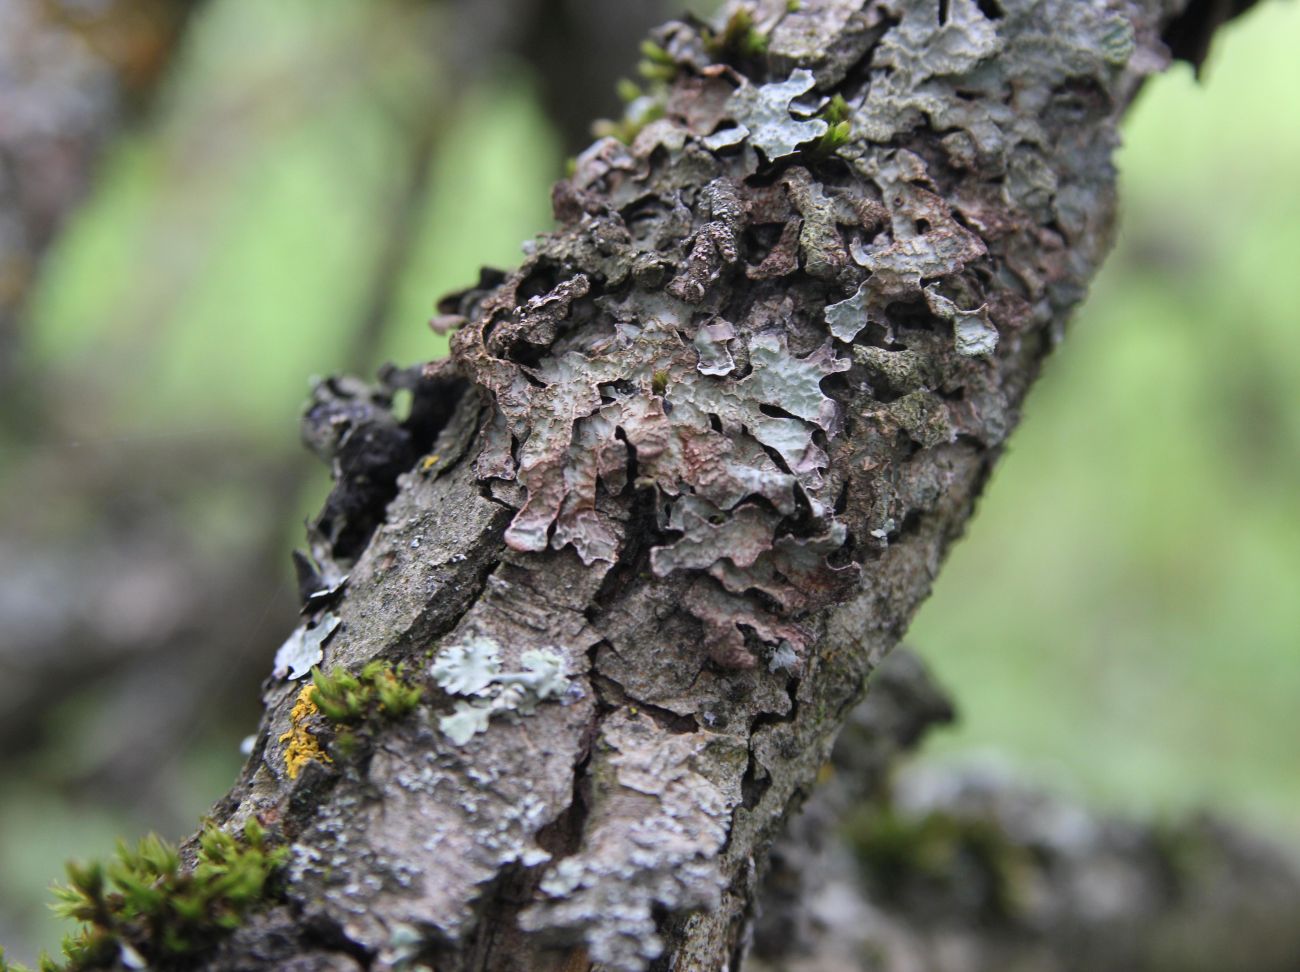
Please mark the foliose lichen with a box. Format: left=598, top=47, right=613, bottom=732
left=401, top=0, right=1160, bottom=958
left=430, top=636, right=570, bottom=744
left=271, top=612, right=341, bottom=681
left=717, top=68, right=829, bottom=160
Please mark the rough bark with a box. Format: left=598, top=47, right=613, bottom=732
left=0, top=0, right=674, bottom=833
left=87, top=1, right=1262, bottom=969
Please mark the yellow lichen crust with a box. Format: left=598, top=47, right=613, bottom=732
left=279, top=685, right=331, bottom=779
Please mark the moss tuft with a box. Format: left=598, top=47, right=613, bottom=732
left=33, top=819, right=286, bottom=971
left=637, top=39, right=678, bottom=83
left=311, top=660, right=424, bottom=725
left=615, top=78, right=643, bottom=104
left=805, top=94, right=853, bottom=159
left=705, top=9, right=770, bottom=62
left=270, top=662, right=426, bottom=777
left=593, top=95, right=666, bottom=146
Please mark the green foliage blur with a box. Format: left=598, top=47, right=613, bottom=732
left=2, top=0, right=1298, bottom=963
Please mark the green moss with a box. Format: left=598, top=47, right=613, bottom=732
left=615, top=78, right=644, bottom=104
left=34, top=818, right=286, bottom=971
left=637, top=39, right=678, bottom=83
left=805, top=95, right=853, bottom=159
left=593, top=99, right=666, bottom=146
left=310, top=660, right=424, bottom=725
left=593, top=70, right=668, bottom=146
left=599, top=48, right=675, bottom=145
left=844, top=803, right=1031, bottom=922
left=821, top=93, right=851, bottom=127
left=705, top=9, right=770, bottom=62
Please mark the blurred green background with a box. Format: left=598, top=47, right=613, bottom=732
left=1, top=0, right=1297, bottom=963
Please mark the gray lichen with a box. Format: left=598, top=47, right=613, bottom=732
left=721, top=67, right=829, bottom=160
left=926, top=286, right=998, bottom=357
left=455, top=272, right=854, bottom=664
left=272, top=613, right=341, bottom=680
left=430, top=636, right=570, bottom=744
left=824, top=280, right=872, bottom=343
left=428, top=0, right=1183, bottom=961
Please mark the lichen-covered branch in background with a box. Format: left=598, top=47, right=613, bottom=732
left=752, top=651, right=1300, bottom=972
left=19, top=0, right=1267, bottom=969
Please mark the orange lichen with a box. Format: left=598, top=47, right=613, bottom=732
left=278, top=685, right=331, bottom=780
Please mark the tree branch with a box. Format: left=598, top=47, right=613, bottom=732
left=53, top=1, right=1265, bottom=969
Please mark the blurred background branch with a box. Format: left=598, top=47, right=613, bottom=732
left=752, top=650, right=1300, bottom=972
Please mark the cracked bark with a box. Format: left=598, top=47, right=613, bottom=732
left=87, top=1, right=1264, bottom=969
left=0, top=0, right=677, bottom=832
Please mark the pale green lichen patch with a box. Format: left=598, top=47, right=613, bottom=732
left=693, top=319, right=737, bottom=376
left=648, top=497, right=774, bottom=575
left=1097, top=13, right=1136, bottom=66
left=722, top=68, right=829, bottom=160
left=767, top=639, right=800, bottom=673
left=925, top=286, right=998, bottom=357
left=430, top=636, right=570, bottom=744
left=824, top=280, right=872, bottom=342
left=428, top=635, right=500, bottom=695
left=272, top=612, right=340, bottom=680
left=847, top=151, right=987, bottom=297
